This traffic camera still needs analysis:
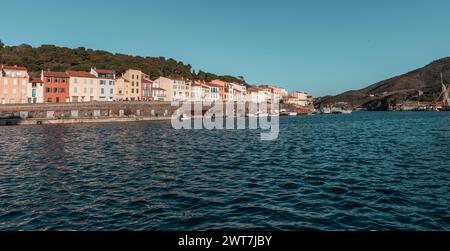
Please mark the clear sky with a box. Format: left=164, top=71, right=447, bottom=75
left=1, top=0, right=450, bottom=96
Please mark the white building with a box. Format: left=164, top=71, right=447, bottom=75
left=91, top=68, right=115, bottom=101
left=152, top=80, right=167, bottom=102
left=206, top=82, right=221, bottom=102
left=191, top=82, right=204, bottom=102
left=246, top=87, right=272, bottom=103
left=231, top=83, right=247, bottom=101
left=27, top=77, right=44, bottom=103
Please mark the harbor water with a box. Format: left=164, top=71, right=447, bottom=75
left=0, top=112, right=449, bottom=230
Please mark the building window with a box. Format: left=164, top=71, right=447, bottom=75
left=83, top=88, right=87, bottom=94
left=61, top=88, right=65, bottom=93
left=110, top=89, right=113, bottom=95
left=62, top=79, right=66, bottom=83
left=101, top=88, right=104, bottom=94
left=74, top=87, right=78, bottom=94
left=47, top=88, right=51, bottom=93
left=90, top=88, right=93, bottom=94
left=54, top=88, right=58, bottom=93
left=47, top=98, right=52, bottom=103
left=74, top=78, right=78, bottom=84
left=48, top=78, right=51, bottom=83
left=32, top=83, right=37, bottom=88
left=55, top=78, right=58, bottom=83
left=109, top=81, right=114, bottom=86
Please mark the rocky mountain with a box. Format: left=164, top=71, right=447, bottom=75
left=315, top=57, right=450, bottom=110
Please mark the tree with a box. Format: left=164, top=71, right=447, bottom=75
left=0, top=39, right=4, bottom=49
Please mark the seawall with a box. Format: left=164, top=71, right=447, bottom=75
left=0, top=101, right=281, bottom=126
left=0, top=101, right=180, bottom=125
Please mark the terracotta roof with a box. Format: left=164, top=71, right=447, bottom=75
left=95, top=69, right=115, bottom=74
left=29, top=77, right=43, bottom=83
left=43, top=71, right=69, bottom=78
left=2, top=65, right=27, bottom=71
left=66, top=71, right=97, bottom=78
left=205, top=82, right=223, bottom=88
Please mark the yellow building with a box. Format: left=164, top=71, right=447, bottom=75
left=0, top=65, right=29, bottom=104
left=114, top=69, right=142, bottom=101
left=66, top=71, right=99, bottom=102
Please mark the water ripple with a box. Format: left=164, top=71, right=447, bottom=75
left=0, top=112, right=449, bottom=230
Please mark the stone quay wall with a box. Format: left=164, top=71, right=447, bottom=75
left=0, top=101, right=181, bottom=120
left=0, top=101, right=282, bottom=126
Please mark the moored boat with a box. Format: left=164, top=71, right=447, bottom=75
left=0, top=114, right=22, bottom=126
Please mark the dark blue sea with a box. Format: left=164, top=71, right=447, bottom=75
left=0, top=112, right=449, bottom=230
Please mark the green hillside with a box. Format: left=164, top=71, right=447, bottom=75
left=0, top=40, right=247, bottom=85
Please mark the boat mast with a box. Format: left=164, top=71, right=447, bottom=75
left=442, top=73, right=450, bottom=107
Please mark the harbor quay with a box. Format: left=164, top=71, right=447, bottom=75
left=0, top=101, right=286, bottom=126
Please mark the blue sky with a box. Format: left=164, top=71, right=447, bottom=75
left=1, top=0, right=450, bottom=96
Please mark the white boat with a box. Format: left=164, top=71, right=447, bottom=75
left=289, top=112, right=297, bottom=116
left=248, top=112, right=270, bottom=117
left=340, top=110, right=353, bottom=114
left=179, top=114, right=191, bottom=121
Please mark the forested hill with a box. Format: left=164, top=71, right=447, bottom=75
left=0, top=40, right=247, bottom=85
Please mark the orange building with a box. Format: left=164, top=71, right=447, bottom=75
left=41, top=71, right=70, bottom=103
left=211, top=80, right=227, bottom=101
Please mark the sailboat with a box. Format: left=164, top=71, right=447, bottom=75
left=435, top=73, right=450, bottom=111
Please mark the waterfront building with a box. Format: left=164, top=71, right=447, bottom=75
left=114, top=77, right=128, bottom=101
left=66, top=71, right=99, bottom=102
left=154, top=76, right=191, bottom=102
left=285, top=91, right=309, bottom=106
left=27, top=77, right=44, bottom=104
left=41, top=71, right=70, bottom=103
left=205, top=82, right=222, bottom=102
left=151, top=80, right=167, bottom=101
left=113, top=69, right=143, bottom=101
left=231, top=83, right=247, bottom=102
left=90, top=68, right=115, bottom=101
left=141, top=76, right=153, bottom=101
left=0, top=65, right=29, bottom=104
left=211, top=80, right=229, bottom=101
left=246, top=87, right=273, bottom=103
left=191, top=81, right=210, bottom=102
